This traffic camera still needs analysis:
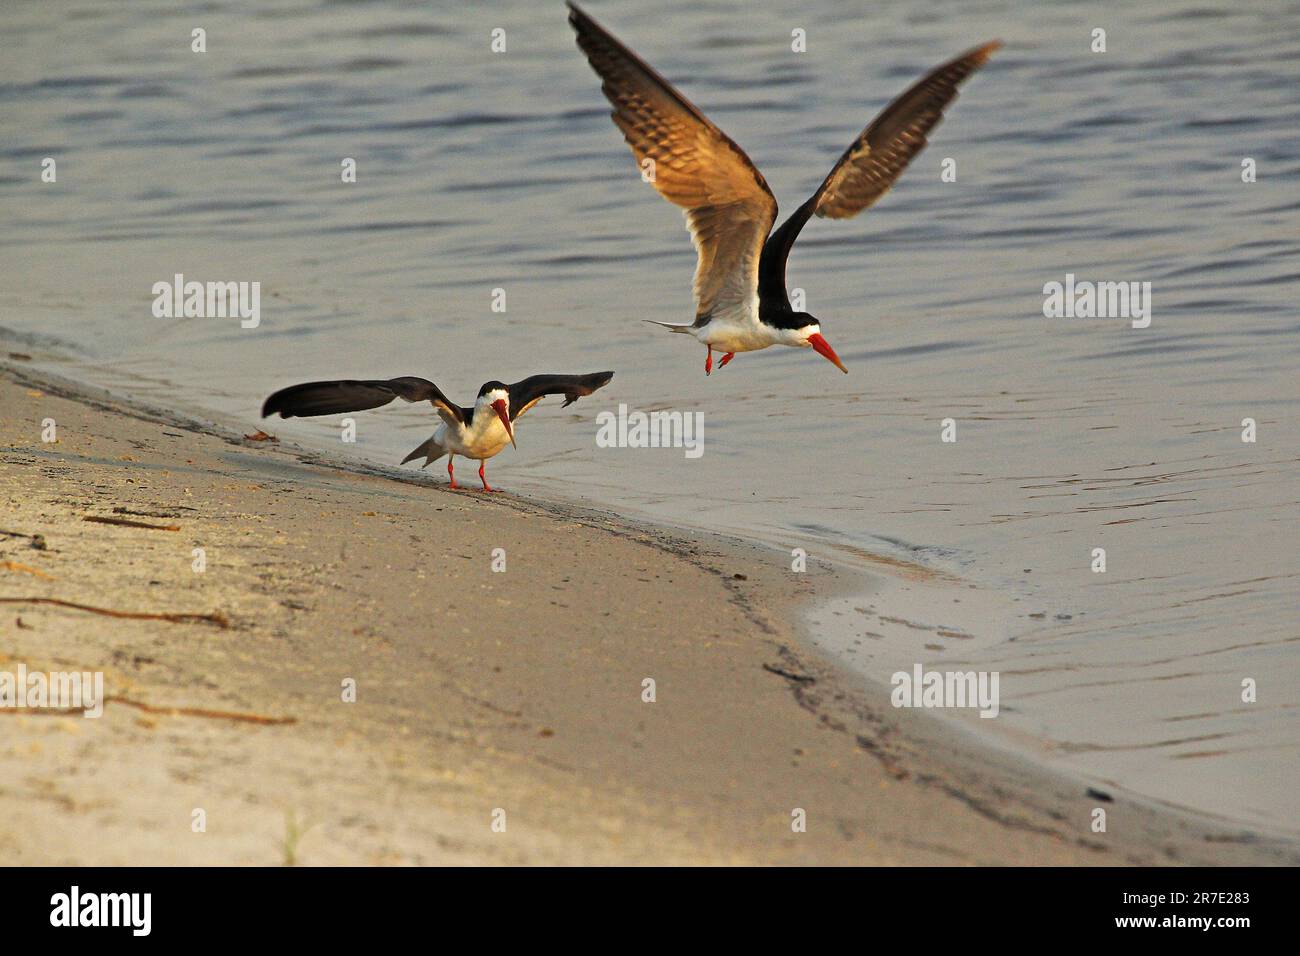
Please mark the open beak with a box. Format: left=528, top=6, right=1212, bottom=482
left=491, top=399, right=516, bottom=448
left=808, top=333, right=848, bottom=374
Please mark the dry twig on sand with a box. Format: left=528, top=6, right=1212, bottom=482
left=108, top=696, right=296, bottom=725
left=0, top=597, right=229, bottom=628
left=84, top=515, right=181, bottom=532
left=0, top=696, right=294, bottom=725
left=1, top=561, right=55, bottom=580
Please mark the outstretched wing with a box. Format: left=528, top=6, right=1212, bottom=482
left=568, top=2, right=777, bottom=322
left=507, top=371, right=614, bottom=421
left=758, top=41, right=1001, bottom=308
left=262, top=376, right=464, bottom=424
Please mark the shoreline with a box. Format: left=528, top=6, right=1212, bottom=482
left=1, top=359, right=1294, bottom=865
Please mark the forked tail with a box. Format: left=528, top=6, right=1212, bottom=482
left=401, top=436, right=447, bottom=468
left=643, top=319, right=696, bottom=334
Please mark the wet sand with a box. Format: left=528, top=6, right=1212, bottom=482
left=0, top=363, right=1293, bottom=865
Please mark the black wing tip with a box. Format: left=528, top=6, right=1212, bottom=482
left=580, top=370, right=614, bottom=395
left=568, top=3, right=613, bottom=47
left=261, top=393, right=289, bottom=419
left=261, top=381, right=338, bottom=419
left=557, top=371, right=615, bottom=408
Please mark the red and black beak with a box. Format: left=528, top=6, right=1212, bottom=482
left=808, top=333, right=848, bottom=373
left=491, top=399, right=516, bottom=448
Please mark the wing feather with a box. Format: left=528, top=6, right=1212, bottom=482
left=506, top=371, right=614, bottom=421
left=758, top=41, right=1000, bottom=307
left=262, top=376, right=464, bottom=424
left=568, top=2, right=777, bottom=320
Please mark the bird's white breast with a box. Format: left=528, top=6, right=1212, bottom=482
left=695, top=300, right=779, bottom=352
left=440, top=413, right=511, bottom=459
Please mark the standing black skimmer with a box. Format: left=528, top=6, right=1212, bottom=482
left=567, top=2, right=999, bottom=375
left=262, top=372, right=613, bottom=491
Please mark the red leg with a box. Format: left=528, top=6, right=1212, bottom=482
left=717, top=351, right=735, bottom=369
left=447, top=456, right=458, bottom=490
left=478, top=460, right=497, bottom=492
left=705, top=345, right=713, bottom=375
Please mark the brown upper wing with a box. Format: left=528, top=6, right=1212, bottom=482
left=568, top=2, right=778, bottom=321
left=758, top=41, right=1001, bottom=308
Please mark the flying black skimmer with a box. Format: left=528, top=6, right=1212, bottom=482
left=262, top=371, right=614, bottom=491
left=567, top=2, right=999, bottom=375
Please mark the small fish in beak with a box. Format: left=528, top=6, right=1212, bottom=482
left=808, top=332, right=848, bottom=373
left=491, top=398, right=516, bottom=447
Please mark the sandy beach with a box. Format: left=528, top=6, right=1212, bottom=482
left=2, top=361, right=1292, bottom=866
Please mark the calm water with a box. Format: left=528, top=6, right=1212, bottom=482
left=3, top=0, right=1297, bottom=832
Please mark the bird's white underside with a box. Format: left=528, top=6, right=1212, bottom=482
left=425, top=388, right=512, bottom=462
left=680, top=212, right=816, bottom=353
left=685, top=300, right=817, bottom=353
